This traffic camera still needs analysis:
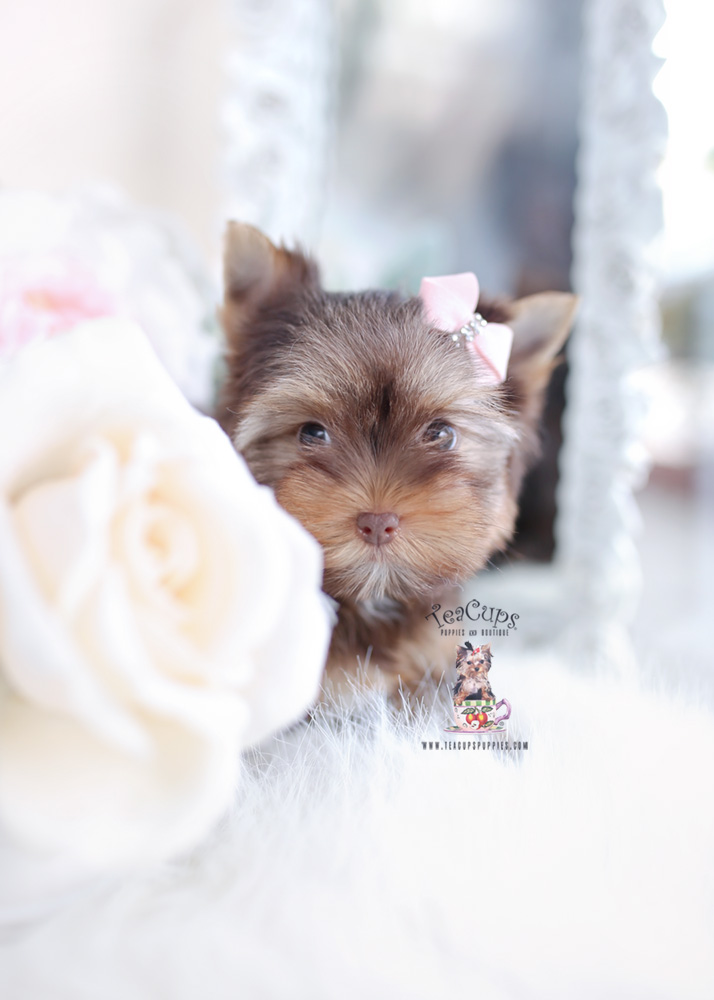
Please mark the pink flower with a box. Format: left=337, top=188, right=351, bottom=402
left=0, top=259, right=116, bottom=355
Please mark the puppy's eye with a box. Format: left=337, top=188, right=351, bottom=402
left=423, top=421, right=457, bottom=450
left=299, top=422, right=331, bottom=445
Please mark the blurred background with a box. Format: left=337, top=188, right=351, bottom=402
left=0, top=0, right=711, bottom=688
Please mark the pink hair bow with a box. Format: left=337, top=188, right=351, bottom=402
left=419, top=273, right=513, bottom=384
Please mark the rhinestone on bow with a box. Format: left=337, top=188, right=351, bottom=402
left=449, top=312, right=489, bottom=345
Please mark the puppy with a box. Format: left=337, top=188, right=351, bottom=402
left=219, top=223, right=576, bottom=693
left=453, top=643, right=494, bottom=706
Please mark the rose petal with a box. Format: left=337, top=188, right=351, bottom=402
left=74, top=568, right=247, bottom=738
left=240, top=488, right=334, bottom=745
left=12, top=435, right=119, bottom=615
left=151, top=452, right=298, bottom=661
left=0, top=501, right=148, bottom=755
left=0, top=695, right=240, bottom=863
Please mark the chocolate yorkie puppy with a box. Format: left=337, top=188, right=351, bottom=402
left=220, top=223, right=577, bottom=693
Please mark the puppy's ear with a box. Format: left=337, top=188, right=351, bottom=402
left=221, top=222, right=320, bottom=350
left=507, top=292, right=578, bottom=390
left=503, top=291, right=578, bottom=490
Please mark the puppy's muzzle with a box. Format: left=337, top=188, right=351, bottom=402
left=356, top=512, right=400, bottom=547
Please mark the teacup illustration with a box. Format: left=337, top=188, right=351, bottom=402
left=453, top=698, right=511, bottom=733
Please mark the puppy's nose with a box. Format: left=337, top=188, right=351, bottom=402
left=356, top=512, right=400, bottom=546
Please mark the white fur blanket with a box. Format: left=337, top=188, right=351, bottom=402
left=1, top=651, right=712, bottom=1000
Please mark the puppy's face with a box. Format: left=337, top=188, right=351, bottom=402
left=459, top=649, right=490, bottom=679
left=456, top=645, right=486, bottom=677
left=220, top=224, right=577, bottom=606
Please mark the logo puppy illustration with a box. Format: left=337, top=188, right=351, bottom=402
left=453, top=642, right=494, bottom=706
left=451, top=642, right=511, bottom=732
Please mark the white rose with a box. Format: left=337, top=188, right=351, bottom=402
left=0, top=319, right=332, bottom=915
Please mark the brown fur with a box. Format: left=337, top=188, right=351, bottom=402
left=219, top=223, right=577, bottom=694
